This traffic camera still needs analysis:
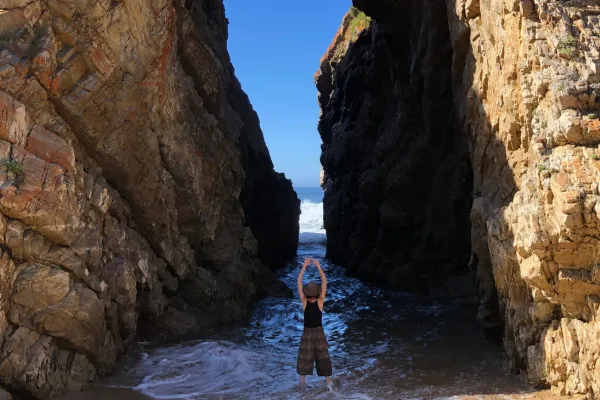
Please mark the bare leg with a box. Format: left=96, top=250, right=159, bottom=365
left=299, top=375, right=306, bottom=389
left=326, top=376, right=332, bottom=386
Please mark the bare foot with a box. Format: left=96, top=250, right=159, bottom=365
left=326, top=377, right=333, bottom=387
left=299, top=376, right=307, bottom=389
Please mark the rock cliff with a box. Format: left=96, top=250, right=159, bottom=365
left=318, top=0, right=600, bottom=396
left=316, top=7, right=474, bottom=295
left=0, top=0, right=299, bottom=397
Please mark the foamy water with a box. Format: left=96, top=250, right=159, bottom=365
left=299, top=198, right=325, bottom=233
left=299, top=189, right=327, bottom=246
left=54, top=187, right=550, bottom=400
left=134, top=342, right=273, bottom=397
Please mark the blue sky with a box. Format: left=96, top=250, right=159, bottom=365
left=223, top=0, right=351, bottom=187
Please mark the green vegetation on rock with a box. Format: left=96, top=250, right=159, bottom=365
left=3, top=159, right=24, bottom=176
left=558, top=35, right=578, bottom=57
left=348, top=7, right=371, bottom=37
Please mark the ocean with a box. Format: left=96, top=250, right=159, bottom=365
left=296, top=187, right=327, bottom=246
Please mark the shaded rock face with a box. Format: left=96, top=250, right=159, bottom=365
left=316, top=7, right=474, bottom=294
left=0, top=0, right=299, bottom=397
left=319, top=0, right=600, bottom=396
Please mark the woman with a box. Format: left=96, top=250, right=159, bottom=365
left=296, top=257, right=333, bottom=388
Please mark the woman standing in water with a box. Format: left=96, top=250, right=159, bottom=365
left=296, top=257, right=333, bottom=388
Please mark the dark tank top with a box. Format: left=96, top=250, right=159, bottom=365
left=304, top=301, right=323, bottom=328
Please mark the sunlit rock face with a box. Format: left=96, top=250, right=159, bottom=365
left=0, top=0, right=299, bottom=397
left=319, top=0, right=600, bottom=396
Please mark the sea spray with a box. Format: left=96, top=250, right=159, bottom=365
left=298, top=200, right=326, bottom=245
left=299, top=200, right=325, bottom=234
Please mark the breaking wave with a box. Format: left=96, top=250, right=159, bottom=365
left=299, top=200, right=326, bottom=245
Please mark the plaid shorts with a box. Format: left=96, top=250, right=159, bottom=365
left=296, top=326, right=332, bottom=376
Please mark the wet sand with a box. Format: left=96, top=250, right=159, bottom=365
left=52, top=387, right=153, bottom=400
left=51, top=385, right=569, bottom=400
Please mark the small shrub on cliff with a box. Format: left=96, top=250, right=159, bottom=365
left=593, top=153, right=600, bottom=161
left=562, top=35, right=578, bottom=47
left=3, top=160, right=23, bottom=176
left=349, top=10, right=369, bottom=30
left=538, top=163, right=548, bottom=172
left=558, top=35, right=578, bottom=57
left=2, top=160, right=25, bottom=186
left=347, top=7, right=371, bottom=40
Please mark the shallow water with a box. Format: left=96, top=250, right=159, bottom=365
left=55, top=188, right=558, bottom=400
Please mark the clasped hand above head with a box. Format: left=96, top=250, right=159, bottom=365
left=302, top=257, right=322, bottom=269
left=298, top=257, right=327, bottom=302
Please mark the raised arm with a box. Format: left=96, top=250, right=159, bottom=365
left=312, top=258, right=327, bottom=308
left=297, top=258, right=309, bottom=307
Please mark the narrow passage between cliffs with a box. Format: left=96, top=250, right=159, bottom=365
left=54, top=188, right=558, bottom=400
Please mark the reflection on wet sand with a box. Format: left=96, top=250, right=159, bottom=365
left=50, top=385, right=570, bottom=400
left=51, top=387, right=152, bottom=400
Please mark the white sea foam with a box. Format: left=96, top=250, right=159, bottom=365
left=299, top=200, right=325, bottom=234
left=134, top=341, right=274, bottom=399
left=299, top=200, right=326, bottom=244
